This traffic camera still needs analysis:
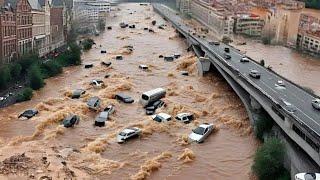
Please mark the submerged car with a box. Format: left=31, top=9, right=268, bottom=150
left=249, top=69, right=261, bottom=79
left=311, top=99, right=320, bottom=110
left=115, top=93, right=134, bottom=103
left=94, top=112, right=109, bottom=127
left=189, top=123, right=215, bottom=143
left=119, top=22, right=128, bottom=28
left=71, top=89, right=86, bottom=99
left=63, top=115, right=80, bottom=128
left=295, top=173, right=320, bottom=180
left=117, top=127, right=141, bottom=143
left=101, top=61, right=112, bottom=67
left=175, top=113, right=194, bottom=123
left=139, top=64, right=148, bottom=70
left=151, top=113, right=171, bottom=122
left=104, top=104, right=115, bottom=114
left=84, top=64, right=93, bottom=68
left=115, top=55, right=123, bottom=60
left=18, top=109, right=38, bottom=119
left=87, top=96, right=101, bottom=111
left=90, top=79, right=105, bottom=88
left=146, top=106, right=156, bottom=115
left=181, top=71, right=189, bottom=76
left=164, top=56, right=174, bottom=61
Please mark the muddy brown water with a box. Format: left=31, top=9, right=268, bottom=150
left=0, top=4, right=257, bottom=179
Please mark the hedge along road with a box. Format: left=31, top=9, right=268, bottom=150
left=0, top=3, right=257, bottom=180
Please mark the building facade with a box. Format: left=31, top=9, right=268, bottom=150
left=15, top=0, right=33, bottom=56
left=189, top=0, right=234, bottom=38
left=297, top=13, right=320, bottom=54
left=29, top=0, right=46, bottom=56
left=50, top=0, right=65, bottom=50
left=38, top=0, right=51, bottom=56
left=0, top=2, right=17, bottom=64
left=234, top=13, right=264, bottom=36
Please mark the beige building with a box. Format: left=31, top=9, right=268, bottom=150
left=234, top=13, right=264, bottom=36
left=39, top=0, right=51, bottom=56
left=188, top=0, right=234, bottom=38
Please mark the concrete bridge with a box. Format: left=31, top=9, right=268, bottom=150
left=153, top=3, right=320, bottom=174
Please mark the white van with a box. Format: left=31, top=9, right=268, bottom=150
left=140, top=88, right=166, bottom=107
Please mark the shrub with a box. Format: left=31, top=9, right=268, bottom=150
left=9, top=63, right=22, bottom=79
left=16, top=87, right=33, bottom=102
left=41, top=60, right=63, bottom=78
left=0, top=66, right=12, bottom=89
left=222, top=36, right=232, bottom=44
left=97, top=19, right=106, bottom=31
left=255, top=116, right=274, bottom=141
left=82, top=38, right=95, bottom=51
left=28, top=65, right=44, bottom=90
left=252, top=138, right=286, bottom=180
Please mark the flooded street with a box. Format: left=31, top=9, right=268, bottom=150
left=0, top=3, right=257, bottom=179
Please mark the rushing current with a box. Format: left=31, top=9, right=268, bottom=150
left=0, top=3, right=259, bottom=179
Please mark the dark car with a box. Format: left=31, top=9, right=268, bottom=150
left=101, top=50, right=107, bottom=54
left=116, top=55, right=123, bottom=60
left=63, top=115, right=80, bottom=128
left=224, top=47, right=230, bottom=53
left=115, top=93, right=134, bottom=103
left=152, top=100, right=165, bottom=109
left=18, top=109, right=38, bottom=119
left=71, top=89, right=86, bottom=99
left=120, top=22, right=127, bottom=28
left=249, top=69, right=261, bottom=79
left=129, top=24, right=136, bottom=29
left=174, top=53, right=181, bottom=59
left=311, top=99, right=320, bottom=110
left=107, top=26, right=112, bottom=30
left=146, top=106, right=156, bottom=115
left=164, top=56, right=174, bottom=61
left=224, top=53, right=231, bottom=60
left=84, top=64, right=93, bottom=68
left=151, top=20, right=156, bottom=25
left=209, top=41, right=220, bottom=46
left=94, top=112, right=109, bottom=127
left=181, top=71, right=189, bottom=76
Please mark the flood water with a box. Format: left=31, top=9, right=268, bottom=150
left=0, top=4, right=257, bottom=179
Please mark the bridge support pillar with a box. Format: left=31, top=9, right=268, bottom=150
left=250, top=95, right=262, bottom=111
left=196, top=57, right=211, bottom=76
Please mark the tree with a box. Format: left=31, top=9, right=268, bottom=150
left=260, top=59, right=265, bottom=67
left=82, top=38, right=95, bottom=51
left=28, top=65, right=44, bottom=90
left=304, top=0, right=320, bottom=9
left=0, top=66, right=12, bottom=89
left=16, top=87, right=33, bottom=102
left=97, top=19, right=106, bottom=31
left=9, top=63, right=22, bottom=79
left=252, top=138, right=286, bottom=180
left=255, top=116, right=274, bottom=141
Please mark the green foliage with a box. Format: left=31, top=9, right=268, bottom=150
left=304, top=0, right=320, bottom=9
left=0, top=66, right=12, bottom=89
left=28, top=65, right=44, bottom=90
left=16, top=87, right=33, bottom=102
left=82, top=38, right=95, bottom=51
left=9, top=63, right=22, bottom=79
left=17, top=54, right=40, bottom=72
left=252, top=138, right=286, bottom=180
left=260, top=59, right=265, bottom=67
left=97, top=19, right=106, bottom=31
left=40, top=60, right=63, bottom=78
left=255, top=116, right=274, bottom=141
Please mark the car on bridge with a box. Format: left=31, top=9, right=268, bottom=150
left=311, top=99, right=320, bottom=110
left=209, top=41, right=220, bottom=46
left=240, top=57, right=250, bottom=63
left=224, top=53, right=231, bottom=60
left=189, top=123, right=215, bottom=143
left=280, top=98, right=296, bottom=113
left=224, top=47, right=230, bottom=53
left=249, top=69, right=261, bottom=79
left=295, top=173, right=320, bottom=180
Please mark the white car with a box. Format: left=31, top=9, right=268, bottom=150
left=240, top=57, right=250, bottom=63
left=151, top=113, right=172, bottom=122
left=139, top=64, right=148, bottom=70
left=90, top=79, right=104, bottom=88
left=189, top=123, right=215, bottom=143
left=295, top=173, right=320, bottom=180
left=175, top=113, right=194, bottom=123
left=117, top=127, right=141, bottom=143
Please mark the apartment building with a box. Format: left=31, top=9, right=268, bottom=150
left=0, top=1, right=17, bottom=64
left=176, top=0, right=190, bottom=13
left=29, top=0, right=46, bottom=56
left=50, top=0, right=65, bottom=50
left=189, top=0, right=234, bottom=38
left=38, top=0, right=51, bottom=56
left=297, top=13, right=320, bottom=54
left=234, top=13, right=264, bottom=36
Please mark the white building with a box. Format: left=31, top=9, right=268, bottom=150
left=73, top=0, right=111, bottom=25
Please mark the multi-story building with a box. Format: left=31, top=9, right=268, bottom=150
left=189, top=0, right=234, bottom=38
left=297, top=13, right=320, bottom=54
left=0, top=1, right=17, bottom=64
left=176, top=0, right=190, bottom=13
left=28, top=0, right=46, bottom=56
left=38, top=0, right=51, bottom=56
left=234, top=13, right=264, bottom=37
left=73, top=0, right=110, bottom=32
left=9, top=0, right=33, bottom=56
left=50, top=0, right=65, bottom=50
